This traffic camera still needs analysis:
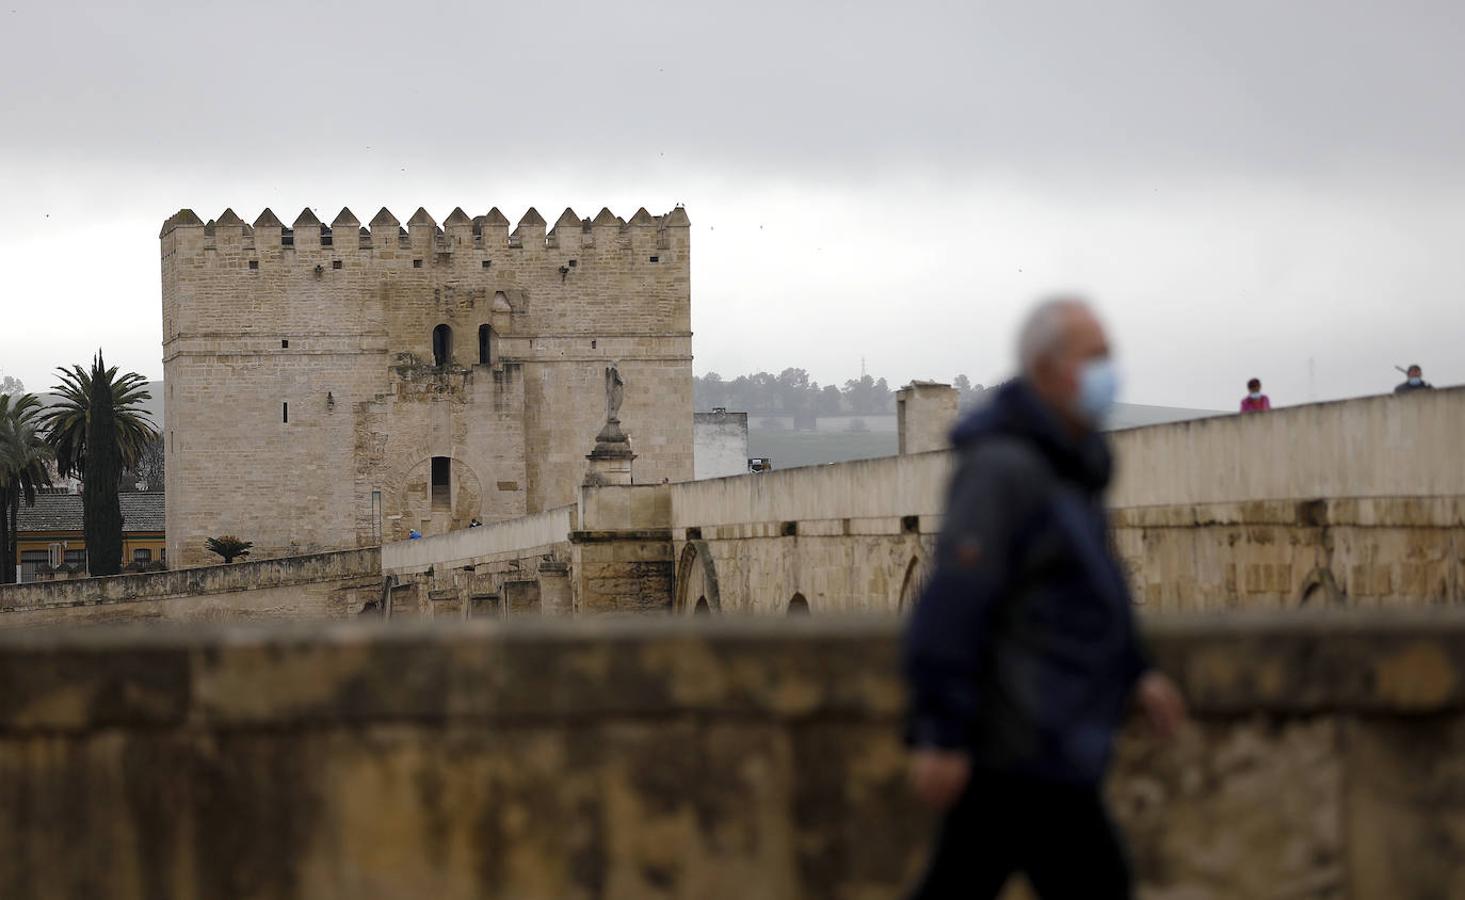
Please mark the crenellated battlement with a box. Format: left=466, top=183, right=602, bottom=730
left=161, top=205, right=690, bottom=258
left=160, top=197, right=694, bottom=570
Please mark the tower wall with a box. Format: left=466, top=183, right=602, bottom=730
left=161, top=205, right=692, bottom=567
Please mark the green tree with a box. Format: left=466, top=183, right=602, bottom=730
left=81, top=354, right=125, bottom=576
left=121, top=433, right=165, bottom=492
left=843, top=374, right=877, bottom=414
left=775, top=368, right=812, bottom=412
left=0, top=393, right=53, bottom=584
left=816, top=383, right=844, bottom=416
left=42, top=361, right=155, bottom=479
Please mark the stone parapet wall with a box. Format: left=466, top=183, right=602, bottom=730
left=667, top=450, right=951, bottom=530
left=0, top=548, right=380, bottom=629
left=2, top=612, right=1464, bottom=898
left=1116, top=495, right=1465, bottom=609
left=1108, top=386, right=1465, bottom=506
left=381, top=505, right=576, bottom=575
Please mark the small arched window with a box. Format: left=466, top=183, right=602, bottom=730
left=478, top=324, right=493, bottom=365
left=432, top=324, right=452, bottom=366
left=694, top=596, right=711, bottom=616
left=788, top=593, right=810, bottom=616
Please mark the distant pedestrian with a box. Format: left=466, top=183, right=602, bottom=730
left=1395, top=365, right=1433, bottom=394
left=469, top=518, right=482, bottom=528
left=904, top=296, right=1185, bottom=899
left=408, top=529, right=422, bottom=540
left=1240, top=378, right=1271, bottom=413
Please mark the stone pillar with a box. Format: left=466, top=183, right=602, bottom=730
left=538, top=560, right=572, bottom=617
left=897, top=382, right=960, bottom=455
left=584, top=418, right=636, bottom=486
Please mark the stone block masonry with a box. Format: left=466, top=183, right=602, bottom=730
left=161, top=204, right=693, bottom=567
left=0, top=547, right=380, bottom=628
left=3, top=611, right=1465, bottom=898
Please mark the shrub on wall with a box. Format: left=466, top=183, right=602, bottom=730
left=206, top=536, right=253, bottom=564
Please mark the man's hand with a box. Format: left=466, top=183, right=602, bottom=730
left=909, top=748, right=971, bottom=810
left=1135, top=671, right=1186, bottom=740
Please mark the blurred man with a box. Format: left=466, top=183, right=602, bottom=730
left=1240, top=377, right=1271, bottom=413
left=1394, top=364, right=1433, bottom=394
left=903, top=297, right=1185, bottom=899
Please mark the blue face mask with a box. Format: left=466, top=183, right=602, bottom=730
left=1248, top=391, right=1262, bottom=400
left=1409, top=377, right=1423, bottom=386
left=1076, top=358, right=1119, bottom=425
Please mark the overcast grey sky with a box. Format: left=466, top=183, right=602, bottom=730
left=2, top=0, right=1462, bottom=409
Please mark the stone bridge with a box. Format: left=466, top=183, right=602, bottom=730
left=373, top=387, right=1465, bottom=619
left=3, top=387, right=1460, bottom=627
left=3, top=611, right=1463, bottom=898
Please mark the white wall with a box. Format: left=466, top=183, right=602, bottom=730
left=1109, top=388, right=1465, bottom=507
left=694, top=412, right=749, bottom=479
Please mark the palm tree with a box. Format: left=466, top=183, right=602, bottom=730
left=41, top=355, right=156, bottom=577
left=0, top=393, right=53, bottom=584
left=81, top=354, right=125, bottom=576
left=42, top=361, right=156, bottom=478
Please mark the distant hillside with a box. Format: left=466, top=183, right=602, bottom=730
left=745, top=402, right=1220, bottom=470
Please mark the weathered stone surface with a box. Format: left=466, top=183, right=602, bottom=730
left=161, top=204, right=694, bottom=566
left=0, top=548, right=380, bottom=629
left=2, top=614, right=1464, bottom=898
left=1344, top=716, right=1465, bottom=897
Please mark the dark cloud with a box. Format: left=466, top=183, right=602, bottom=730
left=2, top=1, right=1461, bottom=176
left=2, top=1, right=1462, bottom=409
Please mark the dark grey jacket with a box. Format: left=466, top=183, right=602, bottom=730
left=903, top=380, right=1148, bottom=785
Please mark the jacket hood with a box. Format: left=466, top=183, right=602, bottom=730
left=950, top=380, right=1113, bottom=493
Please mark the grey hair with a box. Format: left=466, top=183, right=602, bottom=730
left=1017, top=296, right=1091, bottom=375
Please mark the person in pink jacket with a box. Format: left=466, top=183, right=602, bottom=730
left=1240, top=378, right=1271, bottom=413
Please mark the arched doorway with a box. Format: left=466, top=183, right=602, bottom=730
left=432, top=324, right=453, bottom=366
left=787, top=593, right=810, bottom=616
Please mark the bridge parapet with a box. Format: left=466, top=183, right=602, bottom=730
left=1, top=611, right=1462, bottom=897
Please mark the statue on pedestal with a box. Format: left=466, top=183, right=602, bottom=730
left=605, top=364, right=625, bottom=424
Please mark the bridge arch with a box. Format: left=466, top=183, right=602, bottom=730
left=1298, top=567, right=1343, bottom=607
left=897, top=555, right=926, bottom=613
left=675, top=540, right=722, bottom=615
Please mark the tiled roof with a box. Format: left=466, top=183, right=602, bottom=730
left=14, top=492, right=165, bottom=534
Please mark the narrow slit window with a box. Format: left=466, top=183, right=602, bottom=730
left=431, top=456, right=451, bottom=510
left=281, top=339, right=288, bottom=349
left=282, top=402, right=289, bottom=423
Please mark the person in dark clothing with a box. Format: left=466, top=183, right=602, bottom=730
left=1395, top=364, right=1433, bottom=394
left=904, top=297, right=1185, bottom=899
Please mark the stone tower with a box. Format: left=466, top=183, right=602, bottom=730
left=160, top=204, right=693, bottom=566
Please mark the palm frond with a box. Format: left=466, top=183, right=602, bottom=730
left=0, top=394, right=53, bottom=505
left=41, top=361, right=158, bottom=477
